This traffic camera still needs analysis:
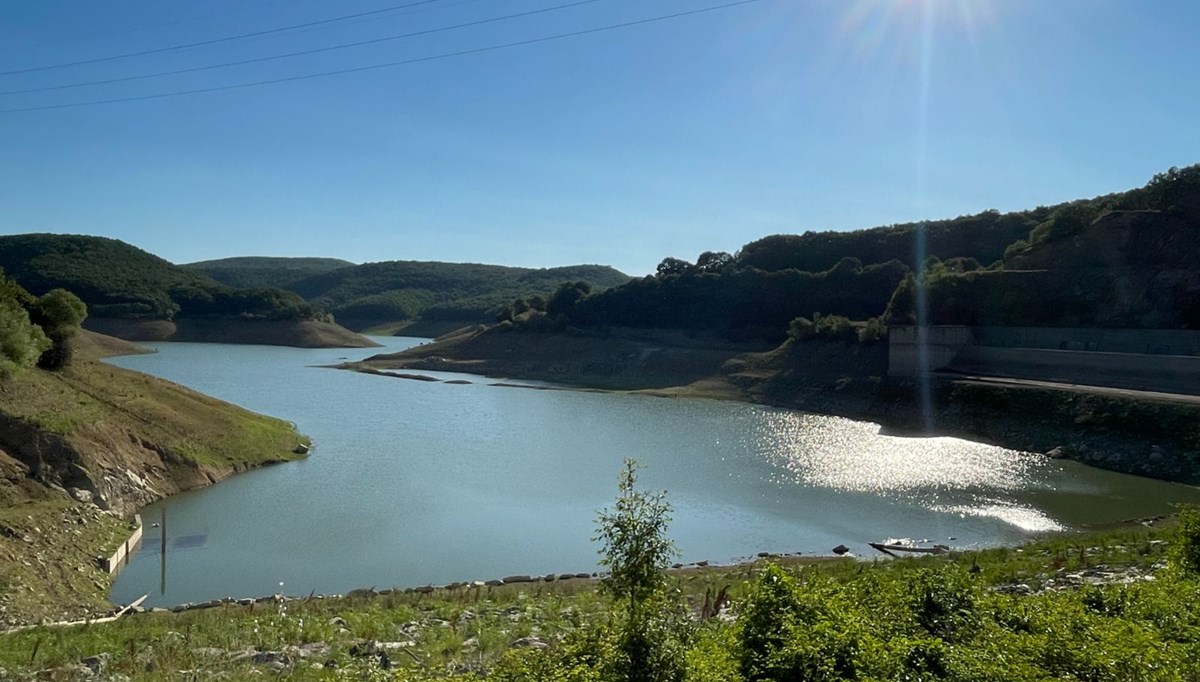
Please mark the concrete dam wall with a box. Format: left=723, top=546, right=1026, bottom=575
left=889, top=325, right=1200, bottom=396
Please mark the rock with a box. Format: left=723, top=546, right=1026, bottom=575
left=832, top=544, right=850, bottom=555
left=293, top=443, right=310, bottom=455
left=68, top=488, right=94, bottom=504
left=696, top=560, right=709, bottom=567
left=757, top=552, right=770, bottom=558
left=251, top=651, right=291, bottom=666
left=1045, top=447, right=1066, bottom=459
left=328, top=616, right=347, bottom=627
left=349, top=641, right=390, bottom=669
left=485, top=579, right=504, bottom=587
left=288, top=642, right=331, bottom=658
left=502, top=575, right=536, bottom=584
left=80, top=653, right=110, bottom=674
left=511, top=636, right=548, bottom=649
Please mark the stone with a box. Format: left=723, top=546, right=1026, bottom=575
left=832, top=544, right=851, bottom=555
left=68, top=488, right=94, bottom=504
left=251, top=651, right=291, bottom=666
left=502, top=575, right=535, bottom=584
left=1046, top=447, right=1066, bottom=459
left=349, top=641, right=391, bottom=669
left=80, top=653, right=110, bottom=674
left=511, top=636, right=548, bottom=649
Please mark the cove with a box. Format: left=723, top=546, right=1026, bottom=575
left=108, top=338, right=1200, bottom=607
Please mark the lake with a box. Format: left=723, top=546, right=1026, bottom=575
left=108, top=337, right=1200, bottom=606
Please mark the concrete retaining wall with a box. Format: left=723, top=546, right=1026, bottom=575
left=888, top=326, right=974, bottom=376
left=950, top=346, right=1200, bottom=395
left=972, top=327, right=1200, bottom=356
left=888, top=325, right=1200, bottom=395
left=102, top=514, right=142, bottom=575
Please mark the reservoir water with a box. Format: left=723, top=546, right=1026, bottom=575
left=108, top=337, right=1200, bottom=606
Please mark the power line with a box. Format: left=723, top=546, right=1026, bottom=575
left=0, top=0, right=608, bottom=96
left=0, top=0, right=448, bottom=77
left=0, top=0, right=768, bottom=115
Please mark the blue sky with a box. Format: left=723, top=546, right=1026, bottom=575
left=1, top=0, right=1198, bottom=275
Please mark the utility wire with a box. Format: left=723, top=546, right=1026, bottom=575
left=0, top=0, right=448, bottom=77
left=0, top=0, right=767, bottom=115
left=0, top=0, right=608, bottom=96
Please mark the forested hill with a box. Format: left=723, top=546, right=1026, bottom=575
left=0, top=235, right=632, bottom=333
left=289, top=260, right=631, bottom=329
left=510, top=164, right=1200, bottom=341
left=0, top=235, right=322, bottom=322
left=183, top=256, right=355, bottom=290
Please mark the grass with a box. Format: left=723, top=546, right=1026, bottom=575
left=0, top=520, right=1188, bottom=680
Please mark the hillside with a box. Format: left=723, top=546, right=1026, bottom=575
left=499, top=164, right=1200, bottom=342
left=288, top=260, right=631, bottom=330
left=183, top=256, right=355, bottom=290
left=0, top=333, right=307, bottom=625
left=0, top=235, right=374, bottom=348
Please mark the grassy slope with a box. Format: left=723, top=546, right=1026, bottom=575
left=0, top=336, right=307, bottom=626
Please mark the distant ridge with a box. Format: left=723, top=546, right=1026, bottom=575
left=0, top=234, right=373, bottom=348
left=183, top=256, right=356, bottom=290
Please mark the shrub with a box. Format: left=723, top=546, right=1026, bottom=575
left=594, top=459, right=686, bottom=682
left=1172, top=505, right=1200, bottom=575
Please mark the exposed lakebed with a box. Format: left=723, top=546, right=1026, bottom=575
left=108, top=338, right=1200, bottom=606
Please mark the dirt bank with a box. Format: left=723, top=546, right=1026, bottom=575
left=84, top=317, right=378, bottom=348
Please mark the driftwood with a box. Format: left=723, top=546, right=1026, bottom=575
left=868, top=542, right=950, bottom=557
left=2, top=595, right=148, bottom=634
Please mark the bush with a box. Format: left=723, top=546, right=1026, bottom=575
left=787, top=313, right=857, bottom=344
left=594, top=459, right=687, bottom=682
left=1172, top=505, right=1200, bottom=575
left=738, top=564, right=805, bottom=681
left=33, top=288, right=87, bottom=370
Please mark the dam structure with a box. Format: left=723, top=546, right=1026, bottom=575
left=889, top=326, right=1200, bottom=396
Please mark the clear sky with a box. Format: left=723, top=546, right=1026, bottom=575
left=1, top=0, right=1198, bottom=276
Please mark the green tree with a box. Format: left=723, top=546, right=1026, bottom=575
left=33, top=288, right=87, bottom=370
left=594, top=459, right=686, bottom=682
left=655, top=258, right=692, bottom=278
left=546, top=281, right=592, bottom=319
left=0, top=296, right=50, bottom=378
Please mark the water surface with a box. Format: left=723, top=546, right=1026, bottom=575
left=107, top=338, right=1200, bottom=606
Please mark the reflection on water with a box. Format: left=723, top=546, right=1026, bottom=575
left=930, top=502, right=1064, bottom=533
left=755, top=412, right=1041, bottom=493
left=106, top=338, right=1200, bottom=606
